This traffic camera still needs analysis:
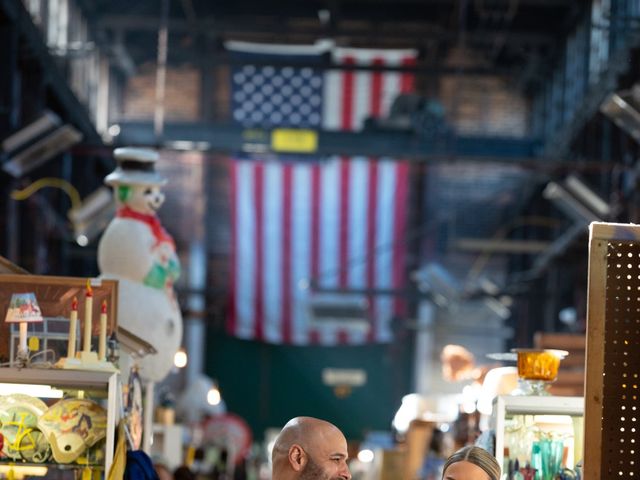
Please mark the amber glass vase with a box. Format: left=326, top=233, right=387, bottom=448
left=511, top=349, right=568, bottom=396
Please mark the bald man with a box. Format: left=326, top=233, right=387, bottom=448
left=272, top=417, right=352, bottom=480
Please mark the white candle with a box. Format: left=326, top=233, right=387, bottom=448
left=99, top=300, right=107, bottom=360
left=68, top=297, right=78, bottom=358
left=18, top=322, right=28, bottom=356
left=83, top=280, right=93, bottom=353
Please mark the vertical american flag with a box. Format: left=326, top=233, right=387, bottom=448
left=227, top=42, right=416, bottom=345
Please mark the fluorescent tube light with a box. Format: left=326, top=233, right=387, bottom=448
left=0, top=382, right=64, bottom=398
left=0, top=466, right=49, bottom=478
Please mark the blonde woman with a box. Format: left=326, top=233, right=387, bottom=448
left=442, top=446, right=501, bottom=480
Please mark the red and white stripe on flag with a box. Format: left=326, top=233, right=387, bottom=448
left=323, top=47, right=417, bottom=131
left=228, top=46, right=416, bottom=345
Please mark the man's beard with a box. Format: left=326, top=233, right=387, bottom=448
left=299, top=457, right=333, bottom=480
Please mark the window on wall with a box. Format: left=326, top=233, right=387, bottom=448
left=46, top=0, right=69, bottom=52
left=564, top=23, right=588, bottom=120
left=589, top=0, right=610, bottom=85
left=23, top=0, right=43, bottom=26
left=20, top=0, right=116, bottom=136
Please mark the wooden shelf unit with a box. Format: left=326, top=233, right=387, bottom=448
left=583, top=222, right=640, bottom=478
left=0, top=367, right=119, bottom=475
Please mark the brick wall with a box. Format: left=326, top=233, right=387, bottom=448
left=120, top=62, right=202, bottom=121
left=437, top=48, right=529, bottom=137
left=440, top=75, right=529, bottom=137
left=118, top=60, right=527, bottom=137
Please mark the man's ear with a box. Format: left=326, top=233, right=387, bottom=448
left=288, top=444, right=307, bottom=472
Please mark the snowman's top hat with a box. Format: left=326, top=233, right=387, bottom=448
left=105, top=147, right=167, bottom=186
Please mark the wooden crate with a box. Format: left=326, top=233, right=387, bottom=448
left=403, top=420, right=435, bottom=480
left=374, top=448, right=406, bottom=480
left=583, top=222, right=640, bottom=479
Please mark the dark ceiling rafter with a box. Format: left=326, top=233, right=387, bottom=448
left=207, top=56, right=514, bottom=76
left=96, top=34, right=537, bottom=77
left=90, top=0, right=574, bottom=92
left=180, top=0, right=197, bottom=25
left=543, top=30, right=640, bottom=157
left=115, top=121, right=541, bottom=160
left=336, top=0, right=572, bottom=4
left=97, top=14, right=557, bottom=48
left=86, top=0, right=573, bottom=18
left=0, top=0, right=101, bottom=143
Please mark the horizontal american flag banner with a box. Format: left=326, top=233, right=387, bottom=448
left=227, top=41, right=416, bottom=345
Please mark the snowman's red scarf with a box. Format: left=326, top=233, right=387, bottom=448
left=116, top=206, right=175, bottom=248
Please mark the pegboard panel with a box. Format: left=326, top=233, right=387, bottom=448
left=584, top=222, right=640, bottom=479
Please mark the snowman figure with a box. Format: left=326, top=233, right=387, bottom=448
left=97, top=147, right=182, bottom=382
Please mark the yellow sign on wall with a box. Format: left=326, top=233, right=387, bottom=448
left=271, top=129, right=318, bottom=153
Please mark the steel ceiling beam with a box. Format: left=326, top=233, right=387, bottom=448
left=544, top=35, right=640, bottom=157
left=215, top=56, right=511, bottom=75
left=97, top=15, right=555, bottom=48
left=115, top=120, right=541, bottom=160
left=0, top=0, right=101, bottom=143
left=117, top=45, right=516, bottom=75
left=453, top=238, right=551, bottom=254
left=0, top=21, right=19, bottom=133
left=335, top=0, right=571, bottom=4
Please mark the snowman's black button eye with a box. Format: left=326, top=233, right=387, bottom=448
left=144, top=188, right=152, bottom=195
left=65, top=445, right=72, bottom=451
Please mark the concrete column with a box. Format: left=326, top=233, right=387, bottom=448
left=185, top=241, right=206, bottom=386
left=413, top=301, right=436, bottom=395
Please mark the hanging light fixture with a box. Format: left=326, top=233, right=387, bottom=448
left=601, top=84, right=640, bottom=143
left=207, top=381, right=221, bottom=406
left=176, top=374, right=226, bottom=422
left=173, top=347, right=188, bottom=368
left=1, top=110, right=82, bottom=178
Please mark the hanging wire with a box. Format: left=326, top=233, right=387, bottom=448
left=0, top=349, right=57, bottom=368
left=308, top=218, right=431, bottom=288
left=27, top=349, right=58, bottom=367
left=473, top=0, right=520, bottom=65
left=474, top=0, right=519, bottom=23
left=10, top=177, right=82, bottom=211
left=463, top=215, right=565, bottom=288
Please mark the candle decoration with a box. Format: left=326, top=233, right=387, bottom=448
left=55, top=278, right=117, bottom=372
left=98, top=300, right=107, bottom=360
left=83, top=280, right=93, bottom=353
left=68, top=297, right=78, bottom=358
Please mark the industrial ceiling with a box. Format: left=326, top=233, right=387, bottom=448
left=1, top=0, right=639, bottom=346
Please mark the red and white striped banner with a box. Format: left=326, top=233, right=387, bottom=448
left=228, top=45, right=416, bottom=345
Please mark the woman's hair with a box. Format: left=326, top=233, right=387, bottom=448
left=442, top=446, right=501, bottom=480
